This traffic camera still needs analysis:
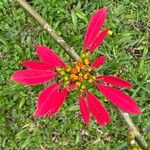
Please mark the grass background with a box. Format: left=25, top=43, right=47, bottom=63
left=0, top=0, right=150, bottom=149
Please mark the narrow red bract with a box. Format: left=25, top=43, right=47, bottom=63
left=86, top=92, right=110, bottom=126
left=89, top=29, right=109, bottom=53
left=96, top=75, right=133, bottom=88
left=91, top=55, right=107, bottom=68
left=11, top=7, right=141, bottom=126
left=11, top=70, right=57, bottom=85
left=21, top=61, right=53, bottom=70
left=48, top=89, right=68, bottom=117
left=79, top=96, right=90, bottom=125
left=34, top=83, right=60, bottom=117
left=95, top=84, right=141, bottom=114
left=36, top=45, right=65, bottom=68
left=84, top=8, right=107, bottom=49
left=36, top=83, right=59, bottom=109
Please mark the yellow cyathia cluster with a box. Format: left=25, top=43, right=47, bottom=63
left=56, top=53, right=96, bottom=90
left=108, top=30, right=113, bottom=36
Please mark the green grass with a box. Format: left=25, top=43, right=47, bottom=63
left=0, top=0, right=150, bottom=149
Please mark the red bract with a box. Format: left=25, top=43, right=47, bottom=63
left=11, top=7, right=141, bottom=126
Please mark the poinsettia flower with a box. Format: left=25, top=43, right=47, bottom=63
left=11, top=7, right=141, bottom=126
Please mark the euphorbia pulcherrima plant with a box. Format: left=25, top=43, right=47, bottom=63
left=11, top=8, right=141, bottom=126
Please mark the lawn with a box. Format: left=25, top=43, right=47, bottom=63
left=0, top=0, right=150, bottom=149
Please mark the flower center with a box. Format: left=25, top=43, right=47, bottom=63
left=56, top=53, right=96, bottom=91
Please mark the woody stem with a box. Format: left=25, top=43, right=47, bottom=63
left=119, top=110, right=148, bottom=149
left=15, top=0, right=79, bottom=61
left=15, top=0, right=148, bottom=149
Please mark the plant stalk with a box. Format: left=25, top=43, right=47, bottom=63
left=120, top=110, right=148, bottom=149
left=15, top=0, right=148, bottom=149
left=15, top=0, right=79, bottom=61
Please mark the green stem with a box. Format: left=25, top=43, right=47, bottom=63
left=15, top=0, right=148, bottom=149
left=15, top=0, right=79, bottom=61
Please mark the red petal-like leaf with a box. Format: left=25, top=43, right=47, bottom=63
left=96, top=76, right=133, bottom=88
left=36, top=45, right=65, bottom=68
left=34, top=83, right=60, bottom=117
left=91, top=56, right=106, bottom=68
left=47, top=88, right=68, bottom=117
left=89, top=29, right=108, bottom=53
left=84, top=8, right=107, bottom=49
left=95, top=84, right=141, bottom=114
left=37, top=83, right=60, bottom=108
left=21, top=61, right=54, bottom=70
left=79, top=96, right=90, bottom=125
left=11, top=70, right=57, bottom=85
left=86, top=91, right=110, bottom=126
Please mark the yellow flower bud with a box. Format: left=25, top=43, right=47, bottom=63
left=81, top=65, right=86, bottom=71
left=66, top=65, right=71, bottom=72
left=65, top=81, right=70, bottom=84
left=108, top=30, right=113, bottom=35
left=77, top=60, right=83, bottom=67
left=71, top=68, right=78, bottom=74
left=81, top=53, right=86, bottom=59
left=81, top=85, right=86, bottom=89
left=76, top=66, right=80, bottom=72
left=127, top=132, right=135, bottom=141
left=87, top=67, right=92, bottom=72
left=76, top=82, right=81, bottom=87
left=70, top=74, right=77, bottom=81
left=88, top=79, right=93, bottom=83
left=60, top=71, right=65, bottom=75
left=91, top=76, right=96, bottom=80
left=132, top=147, right=139, bottom=150
left=64, top=76, right=68, bottom=81
left=84, top=58, right=90, bottom=65
left=84, top=73, right=91, bottom=79
left=79, top=73, right=83, bottom=77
